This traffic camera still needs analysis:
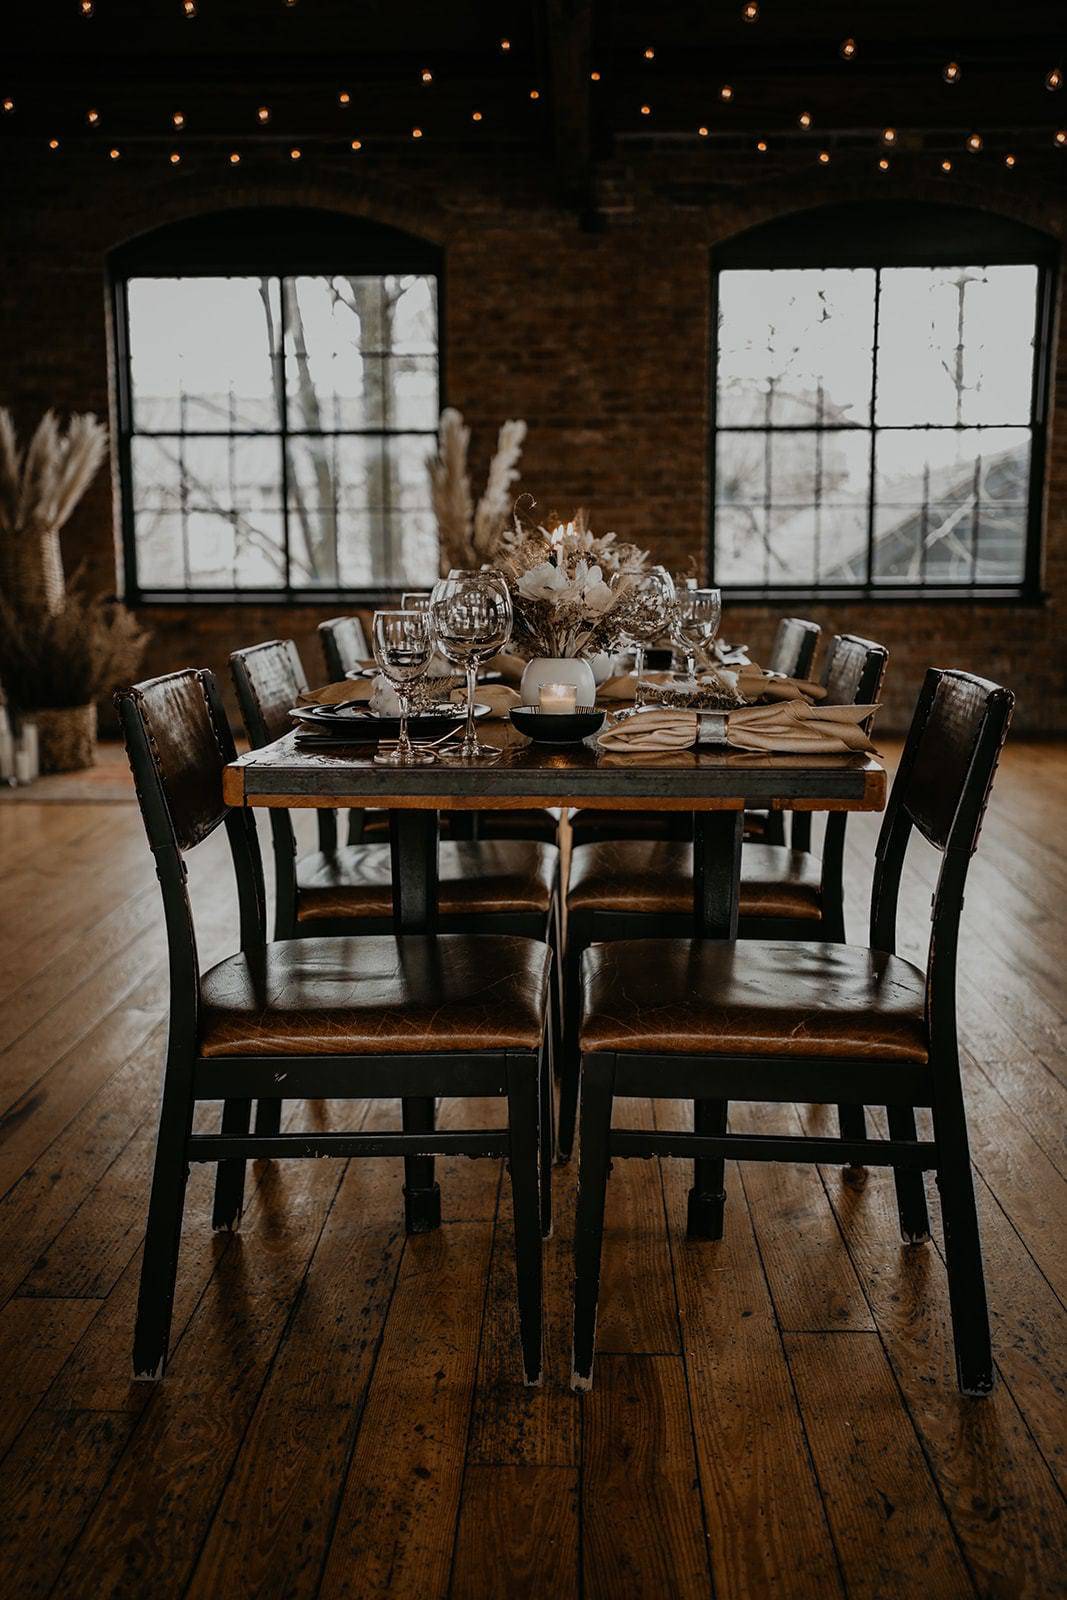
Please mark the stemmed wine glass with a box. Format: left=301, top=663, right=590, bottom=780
left=430, top=569, right=512, bottom=763
left=400, top=591, right=432, bottom=612
left=371, top=609, right=436, bottom=766
left=674, top=587, right=723, bottom=682
left=617, top=564, right=676, bottom=713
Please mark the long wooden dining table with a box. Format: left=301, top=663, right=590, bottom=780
left=223, top=720, right=887, bottom=938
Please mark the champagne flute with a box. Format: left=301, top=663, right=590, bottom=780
left=675, top=587, right=723, bottom=683
left=371, top=609, right=436, bottom=766
left=430, top=570, right=512, bottom=763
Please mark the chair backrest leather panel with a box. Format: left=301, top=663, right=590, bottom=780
left=904, top=669, right=1011, bottom=852
left=319, top=615, right=369, bottom=681
left=231, top=639, right=307, bottom=748
left=824, top=634, right=888, bottom=708
left=769, top=617, right=820, bottom=680
left=122, top=669, right=227, bottom=851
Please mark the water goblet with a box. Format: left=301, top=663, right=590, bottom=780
left=430, top=569, right=512, bottom=763
left=675, top=586, right=723, bottom=683
left=622, top=564, right=676, bottom=709
left=371, top=609, right=436, bottom=766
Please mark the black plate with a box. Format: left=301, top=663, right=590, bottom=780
left=509, top=707, right=605, bottom=744
left=291, top=703, right=490, bottom=742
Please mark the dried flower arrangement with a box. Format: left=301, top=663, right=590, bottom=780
left=427, top=408, right=527, bottom=573
left=0, top=586, right=147, bottom=711
left=496, top=505, right=655, bottom=661
left=0, top=409, right=109, bottom=615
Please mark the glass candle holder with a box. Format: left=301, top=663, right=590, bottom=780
left=539, top=682, right=579, bottom=714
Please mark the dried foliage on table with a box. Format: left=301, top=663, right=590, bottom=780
left=427, top=407, right=528, bottom=574
left=496, top=505, right=653, bottom=660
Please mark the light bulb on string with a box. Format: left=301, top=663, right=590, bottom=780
left=966, top=132, right=982, bottom=152
left=741, top=1, right=759, bottom=20
left=640, top=103, right=651, bottom=116
left=1005, top=153, right=1017, bottom=167
left=698, top=125, right=709, bottom=137
left=80, top=0, right=94, bottom=14
left=720, top=84, right=733, bottom=101
left=411, top=126, right=423, bottom=138
left=1055, top=129, right=1066, bottom=145
left=1046, top=68, right=1063, bottom=91
left=499, top=38, right=510, bottom=51
left=941, top=158, right=953, bottom=171
left=338, top=90, right=350, bottom=105
left=840, top=38, right=856, bottom=59
left=590, top=71, right=601, bottom=81
left=798, top=111, right=812, bottom=129
left=756, top=139, right=768, bottom=152
left=818, top=149, right=831, bottom=164
left=172, top=111, right=185, bottom=128
left=290, top=147, right=301, bottom=160
left=643, top=46, right=655, bottom=60
left=882, top=127, right=897, bottom=145
left=943, top=61, right=961, bottom=84
left=350, top=138, right=362, bottom=150
left=878, top=157, right=890, bottom=171
left=108, top=147, right=120, bottom=160
left=230, top=151, right=241, bottom=164
left=529, top=88, right=540, bottom=99
left=49, top=137, right=60, bottom=150
left=257, top=106, right=270, bottom=123
left=87, top=107, right=100, bottom=125
left=170, top=151, right=181, bottom=164
left=1, top=98, right=13, bottom=113
left=182, top=0, right=196, bottom=15
left=421, top=69, right=433, bottom=83
left=471, top=110, right=483, bottom=122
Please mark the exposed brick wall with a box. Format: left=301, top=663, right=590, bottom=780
left=0, top=146, right=1063, bottom=732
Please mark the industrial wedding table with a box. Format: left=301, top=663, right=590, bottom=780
left=223, top=722, right=887, bottom=937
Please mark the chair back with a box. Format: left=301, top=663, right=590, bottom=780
left=116, top=669, right=266, bottom=1034
left=320, top=615, right=369, bottom=681
left=231, top=639, right=308, bottom=747
left=768, top=617, right=820, bottom=680
left=871, top=668, right=1014, bottom=1053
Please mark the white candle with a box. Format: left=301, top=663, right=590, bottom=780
left=14, top=749, right=34, bottom=785
left=539, top=681, right=578, bottom=715
left=17, top=721, right=38, bottom=782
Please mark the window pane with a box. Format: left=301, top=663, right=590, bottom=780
left=133, top=511, right=186, bottom=588
left=717, top=269, right=875, bottom=428
left=876, top=266, right=1038, bottom=427
left=872, top=427, right=1030, bottom=585
left=127, top=277, right=281, bottom=432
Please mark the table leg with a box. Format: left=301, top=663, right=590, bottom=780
left=390, top=809, right=442, bottom=1232
left=689, top=809, right=743, bottom=1240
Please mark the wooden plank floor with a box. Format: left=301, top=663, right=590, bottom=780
left=0, top=741, right=1064, bottom=1599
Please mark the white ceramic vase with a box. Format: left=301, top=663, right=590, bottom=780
left=519, top=656, right=598, bottom=709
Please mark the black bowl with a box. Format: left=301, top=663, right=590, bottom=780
left=509, top=706, right=605, bottom=744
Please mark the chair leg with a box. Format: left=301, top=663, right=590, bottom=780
left=935, top=1080, right=994, bottom=1397
left=557, top=937, right=583, bottom=1163
left=764, top=811, right=786, bottom=845
left=837, top=1103, right=868, bottom=1142
left=402, top=1097, right=441, bottom=1234
left=254, top=1098, right=282, bottom=1137
left=133, top=1062, right=195, bottom=1380
left=539, top=1035, right=554, bottom=1238
left=212, top=1098, right=252, bottom=1231
left=571, top=1053, right=615, bottom=1390
left=507, top=1053, right=544, bottom=1386
left=887, top=1106, right=931, bottom=1243
left=688, top=1098, right=727, bottom=1240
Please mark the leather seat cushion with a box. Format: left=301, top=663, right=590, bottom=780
left=200, top=934, right=551, bottom=1057
left=567, top=841, right=822, bottom=921
left=580, top=939, right=928, bottom=1062
left=296, top=840, right=557, bottom=922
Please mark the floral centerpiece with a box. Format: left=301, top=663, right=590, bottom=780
left=495, top=504, right=654, bottom=705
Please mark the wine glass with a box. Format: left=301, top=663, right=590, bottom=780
left=371, top=609, right=436, bottom=767
left=675, top=587, right=723, bottom=682
left=619, top=564, right=676, bottom=712
left=400, top=591, right=432, bottom=612
left=430, top=569, right=512, bottom=763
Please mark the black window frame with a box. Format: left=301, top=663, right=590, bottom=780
left=110, top=207, right=444, bottom=606
left=708, top=201, right=1057, bottom=604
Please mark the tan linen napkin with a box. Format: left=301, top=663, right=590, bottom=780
left=597, top=701, right=878, bottom=756
left=599, top=665, right=824, bottom=706
left=296, top=679, right=373, bottom=708
left=484, top=651, right=527, bottom=685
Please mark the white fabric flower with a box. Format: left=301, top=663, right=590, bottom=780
left=576, top=560, right=615, bottom=614
left=517, top=559, right=572, bottom=601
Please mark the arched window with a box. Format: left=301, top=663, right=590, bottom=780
left=709, top=201, right=1056, bottom=599
left=111, top=208, right=442, bottom=601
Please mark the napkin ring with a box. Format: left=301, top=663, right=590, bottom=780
left=697, top=713, right=728, bottom=746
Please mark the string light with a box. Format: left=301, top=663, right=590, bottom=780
left=230, top=151, right=241, bottom=164
left=878, top=157, right=890, bottom=171
left=882, top=127, right=897, bottom=145
left=49, top=137, right=60, bottom=150
left=818, top=149, right=831, bottom=164
left=741, top=1, right=759, bottom=20
left=943, top=61, right=961, bottom=83
left=172, top=111, right=185, bottom=127
left=289, top=147, right=301, bottom=160
left=350, top=138, right=362, bottom=150
left=421, top=69, right=433, bottom=83
left=1004, top=153, right=1017, bottom=167
left=941, top=158, right=953, bottom=171
left=256, top=106, right=270, bottom=123
left=1055, top=130, right=1067, bottom=146
left=1047, top=68, right=1063, bottom=91
left=644, top=46, right=655, bottom=60
left=798, top=111, right=812, bottom=129
left=698, top=125, right=709, bottom=137
left=499, top=38, right=510, bottom=51
left=338, top=91, right=350, bottom=105
left=840, top=38, right=856, bottom=59
left=411, top=126, right=422, bottom=138
left=966, top=132, right=983, bottom=152
left=529, top=89, right=540, bottom=100
left=756, top=139, right=768, bottom=152
left=720, top=84, right=733, bottom=101
left=108, top=146, right=120, bottom=160
left=87, top=107, right=100, bottom=125
left=1, top=98, right=13, bottom=113
left=170, top=151, right=181, bottom=164
left=640, top=103, right=651, bottom=116
left=80, top=0, right=94, bottom=13
left=590, top=71, right=601, bottom=82
left=182, top=0, right=196, bottom=15
left=471, top=110, right=483, bottom=122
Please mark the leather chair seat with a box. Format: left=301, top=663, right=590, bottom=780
left=200, top=934, right=551, bottom=1057
left=567, top=841, right=823, bottom=922
left=579, top=939, right=928, bottom=1061
left=296, top=840, right=558, bottom=923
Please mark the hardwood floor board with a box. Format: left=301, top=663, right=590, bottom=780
left=656, top=1108, right=845, bottom=1600
left=785, top=1330, right=976, bottom=1599
left=733, top=1099, right=875, bottom=1332
left=808, top=1157, right=1067, bottom=1598
left=0, top=1297, right=99, bottom=1461
left=965, top=1046, right=1067, bottom=1183
left=596, top=1097, right=680, bottom=1355
left=466, top=1135, right=579, bottom=1468
left=581, top=1353, right=712, bottom=1600
left=450, top=1465, right=579, bottom=1599
left=317, top=1220, right=495, bottom=1600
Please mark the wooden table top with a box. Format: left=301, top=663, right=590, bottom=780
left=224, top=721, right=887, bottom=814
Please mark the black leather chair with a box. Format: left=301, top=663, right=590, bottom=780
left=571, top=667, right=1013, bottom=1397
left=117, top=668, right=552, bottom=1386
